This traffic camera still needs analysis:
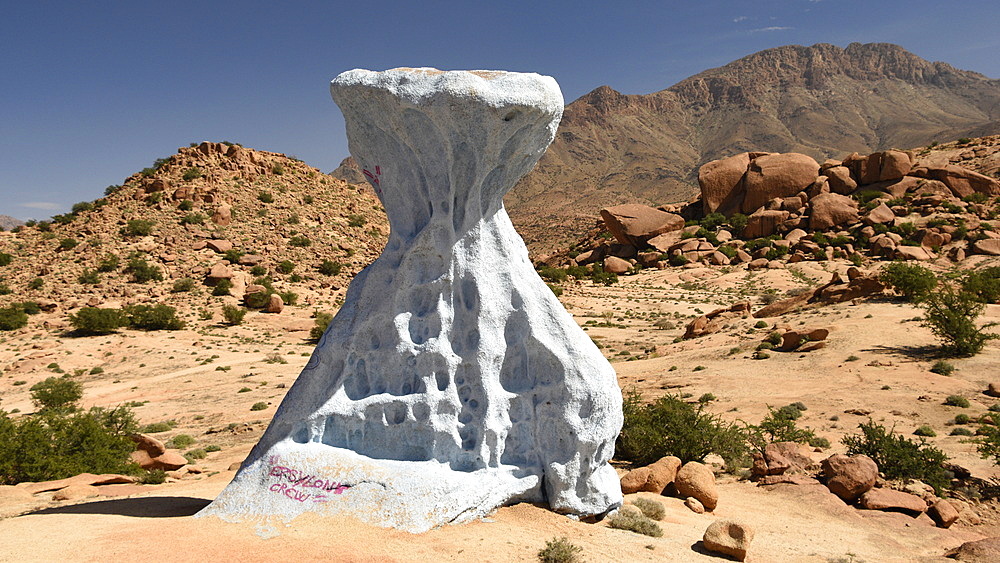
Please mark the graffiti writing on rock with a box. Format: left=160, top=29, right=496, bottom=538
left=362, top=165, right=383, bottom=195
left=266, top=456, right=351, bottom=503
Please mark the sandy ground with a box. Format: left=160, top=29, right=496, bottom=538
left=1, top=260, right=999, bottom=562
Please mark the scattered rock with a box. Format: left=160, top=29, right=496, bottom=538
left=206, top=263, right=234, bottom=281
left=685, top=497, right=705, bottom=514
left=205, top=239, right=234, bottom=253
left=702, top=520, right=754, bottom=561
left=603, top=256, right=631, bottom=275
left=742, top=153, right=820, bottom=213
left=928, top=498, right=959, bottom=528
left=809, top=192, right=859, bottom=231
left=946, top=537, right=1000, bottom=562
left=52, top=484, right=100, bottom=502
left=857, top=488, right=927, bottom=515
left=265, top=294, right=285, bottom=314
left=821, top=454, right=877, bottom=503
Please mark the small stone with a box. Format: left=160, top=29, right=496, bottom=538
left=685, top=497, right=705, bottom=514
left=928, top=499, right=959, bottom=528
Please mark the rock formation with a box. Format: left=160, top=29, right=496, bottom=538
left=199, top=68, right=623, bottom=532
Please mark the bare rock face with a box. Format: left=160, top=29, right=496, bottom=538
left=929, top=499, right=960, bottom=528
left=703, top=519, right=754, bottom=561
left=823, top=165, right=857, bottom=194
left=910, top=165, right=1000, bottom=198
left=741, top=153, right=820, bottom=213
left=699, top=152, right=754, bottom=215
left=858, top=488, right=927, bottom=515
left=809, top=192, right=859, bottom=231
left=821, top=454, right=877, bottom=503
left=200, top=68, right=623, bottom=532
left=600, top=204, right=684, bottom=247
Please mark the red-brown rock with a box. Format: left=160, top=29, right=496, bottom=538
left=212, top=204, right=233, bottom=226
left=743, top=208, right=789, bottom=238
left=600, top=204, right=684, bottom=246
left=928, top=499, right=959, bottom=528
left=675, top=462, right=718, bottom=511
left=910, top=165, right=1000, bottom=198
left=265, top=294, right=285, bottom=314
left=205, top=239, right=234, bottom=253
left=703, top=520, right=754, bottom=561
left=821, top=454, right=877, bottom=503
left=742, top=153, right=820, bottom=213
left=971, top=239, right=1000, bottom=256
left=947, top=537, right=1000, bottom=562
left=809, top=193, right=858, bottom=231
left=206, top=263, right=234, bottom=281
left=823, top=166, right=857, bottom=194
left=866, top=203, right=895, bottom=225
left=858, top=488, right=927, bottom=515
left=699, top=152, right=758, bottom=215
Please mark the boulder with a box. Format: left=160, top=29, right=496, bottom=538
left=823, top=166, right=857, bottom=195
left=809, top=193, right=858, bottom=231
left=986, top=382, right=1000, bottom=398
left=703, top=520, right=754, bottom=562
left=743, top=208, right=789, bottom=238
left=971, top=239, right=1000, bottom=256
left=206, top=263, right=234, bottom=281
left=821, top=454, right=877, bottom=503
left=603, top=256, right=631, bottom=275
left=20, top=473, right=135, bottom=494
left=131, top=449, right=187, bottom=471
left=699, top=152, right=753, bottom=215
left=645, top=456, right=682, bottom=493
left=685, top=497, right=705, bottom=514
left=620, top=466, right=653, bottom=495
left=212, top=204, right=233, bottom=226
left=51, top=485, right=101, bottom=502
left=946, top=537, right=1000, bottom=562
left=753, top=442, right=814, bottom=477
left=675, top=461, right=718, bottom=511
left=600, top=204, right=684, bottom=247
left=131, top=433, right=167, bottom=456
left=206, top=239, right=234, bottom=253
left=895, top=246, right=932, bottom=261
left=865, top=203, right=895, bottom=225
left=858, top=489, right=927, bottom=515
left=928, top=499, right=959, bottom=528
left=866, top=150, right=912, bottom=183
left=265, top=294, right=285, bottom=314
left=742, top=153, right=820, bottom=213
left=910, top=165, right=1000, bottom=198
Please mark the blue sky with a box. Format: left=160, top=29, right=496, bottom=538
left=2, top=1, right=998, bottom=220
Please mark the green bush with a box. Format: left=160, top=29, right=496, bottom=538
left=537, top=537, right=582, bottom=563
left=347, top=214, right=367, bottom=228
left=258, top=191, right=274, bottom=203
left=68, top=307, right=124, bottom=335
left=58, top=238, right=79, bottom=251
left=921, top=285, right=998, bottom=357
left=944, top=395, right=971, bottom=408
left=0, top=307, right=29, bottom=331
left=180, top=213, right=206, bottom=225
left=140, top=421, right=174, bottom=433
left=245, top=291, right=271, bottom=309
left=617, top=391, right=748, bottom=467
left=843, top=420, right=950, bottom=493
left=963, top=267, right=1000, bottom=304
left=124, top=219, right=155, bottom=237
left=166, top=434, right=194, bottom=449
left=124, top=258, right=163, bottom=284
left=97, top=254, right=120, bottom=272
left=955, top=414, right=972, bottom=425
left=930, top=360, right=955, bottom=376
left=28, top=277, right=44, bottom=290
left=289, top=236, right=311, bottom=247
left=140, top=469, right=167, bottom=484
left=310, top=312, right=333, bottom=342
left=976, top=423, right=1000, bottom=465
left=747, top=406, right=815, bottom=451
left=250, top=265, right=267, bottom=276
left=0, top=284, right=11, bottom=295
left=222, top=305, right=247, bottom=325
left=212, top=278, right=233, bottom=296
left=78, top=269, right=100, bottom=284
left=318, top=260, right=343, bottom=276
left=15, top=301, right=41, bottom=315
left=171, top=278, right=196, bottom=292
left=250, top=402, right=269, bottom=411
left=0, top=252, right=13, bottom=267
left=277, top=260, right=296, bottom=274
left=124, top=304, right=184, bottom=331
left=668, top=254, right=689, bottom=267
left=178, top=200, right=194, bottom=211
left=182, top=168, right=202, bottom=181
left=30, top=377, right=83, bottom=412
left=271, top=164, right=285, bottom=175
left=277, top=291, right=298, bottom=306
left=914, top=425, right=937, bottom=437
left=608, top=506, right=662, bottom=537
left=589, top=265, right=618, bottom=286
left=879, top=262, right=937, bottom=302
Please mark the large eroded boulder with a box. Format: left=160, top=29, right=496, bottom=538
left=821, top=454, right=877, bottom=503
left=741, top=153, right=820, bottom=213
left=600, top=204, right=684, bottom=247
left=809, top=192, right=858, bottom=231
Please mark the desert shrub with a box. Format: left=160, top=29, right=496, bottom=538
left=271, top=164, right=285, bottom=175
left=0, top=307, right=29, bottom=331
left=58, top=238, right=79, bottom=251
left=97, top=254, right=120, bottom=272
left=68, top=307, right=124, bottom=335
left=257, top=190, right=274, bottom=203
left=166, top=434, right=194, bottom=449
left=914, top=425, right=937, bottom=437
left=182, top=168, right=202, bottom=181
left=962, top=267, right=1000, bottom=304
left=537, top=537, right=583, bottom=563
left=0, top=404, right=138, bottom=484
left=764, top=246, right=788, bottom=260
left=921, top=285, right=998, bottom=357
left=955, top=414, right=972, bottom=425
left=747, top=406, right=815, bottom=451
left=843, top=420, right=950, bottom=493
left=589, top=265, right=618, bottom=286
left=204, top=444, right=221, bottom=452
left=977, top=424, right=1000, bottom=465
left=125, top=258, right=163, bottom=283
left=250, top=265, right=267, bottom=276
left=930, top=360, right=955, bottom=375
left=310, top=312, right=333, bottom=342
left=717, top=245, right=737, bottom=259
left=808, top=436, right=831, bottom=448
left=171, top=278, right=196, bottom=293
left=538, top=266, right=568, bottom=283
left=77, top=269, right=100, bottom=284
left=140, top=469, right=166, bottom=484
left=727, top=213, right=748, bottom=236
left=250, top=402, right=268, bottom=411
left=277, top=260, right=296, bottom=274
left=140, top=421, right=174, bottom=433
left=699, top=212, right=727, bottom=232
left=245, top=291, right=271, bottom=309
left=617, top=390, right=748, bottom=467
left=278, top=291, right=298, bottom=306
left=632, top=497, right=666, bottom=520
left=185, top=448, right=207, bottom=462
left=0, top=284, right=11, bottom=295
left=744, top=237, right=775, bottom=252
left=71, top=201, right=93, bottom=213
left=212, top=278, right=234, bottom=296
left=945, top=395, right=971, bottom=408
left=123, top=304, right=184, bottom=331
left=30, top=377, right=83, bottom=412
left=951, top=428, right=975, bottom=437
left=347, top=214, right=367, bottom=228
left=0, top=252, right=11, bottom=267
left=178, top=199, right=194, bottom=211
left=318, top=259, right=342, bottom=276
left=880, top=262, right=937, bottom=302
left=289, top=235, right=311, bottom=247
left=14, top=301, right=41, bottom=315
left=668, top=254, right=689, bottom=267
left=180, top=213, right=206, bottom=225
left=124, top=219, right=155, bottom=237
left=28, top=277, right=44, bottom=290
left=608, top=505, right=663, bottom=537
left=221, top=305, right=247, bottom=326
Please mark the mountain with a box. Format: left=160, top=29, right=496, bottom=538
left=0, top=142, right=388, bottom=314
left=502, top=42, right=1000, bottom=252
left=0, top=216, right=24, bottom=232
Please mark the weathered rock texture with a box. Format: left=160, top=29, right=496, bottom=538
left=200, top=68, right=623, bottom=532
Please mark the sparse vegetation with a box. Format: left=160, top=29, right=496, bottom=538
left=318, top=259, right=343, bottom=276
left=124, top=257, right=163, bottom=284
left=609, top=505, right=663, bottom=537
left=944, top=395, right=970, bottom=408
left=921, top=285, right=997, bottom=357
left=68, top=307, right=124, bottom=336
left=843, top=420, right=950, bottom=493
left=879, top=262, right=937, bottom=302
left=250, top=402, right=269, bottom=411
left=222, top=305, right=247, bottom=325
left=632, top=497, right=665, bottom=520
left=124, top=219, right=155, bottom=237
left=171, top=278, right=196, bottom=293
left=0, top=307, right=29, bottom=331
left=537, top=537, right=583, bottom=563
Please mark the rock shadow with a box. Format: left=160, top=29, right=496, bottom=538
left=857, top=343, right=941, bottom=360
left=25, top=496, right=210, bottom=518
left=690, top=540, right=739, bottom=560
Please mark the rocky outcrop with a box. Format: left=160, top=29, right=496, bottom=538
left=600, top=204, right=684, bottom=247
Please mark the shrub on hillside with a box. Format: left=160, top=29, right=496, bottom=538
left=245, top=291, right=271, bottom=309
left=30, top=377, right=83, bottom=412
left=879, top=262, right=937, bottom=302
left=78, top=269, right=100, bottom=285
left=537, top=537, right=583, bottom=563
left=318, top=259, right=342, bottom=276
left=747, top=406, right=815, bottom=452
left=97, top=254, right=120, bottom=272
left=212, top=278, right=233, bottom=296
left=182, top=168, right=202, bottom=181
left=124, top=219, right=155, bottom=237
left=963, top=267, right=1000, bottom=304
left=617, top=390, right=748, bottom=467
left=921, top=285, right=998, bottom=357
left=0, top=307, right=28, bottom=331
left=310, top=312, right=333, bottom=342
left=171, top=278, right=195, bottom=293
left=125, top=258, right=163, bottom=284
left=0, top=252, right=13, bottom=267
left=277, top=260, right=296, bottom=274
left=222, top=305, right=247, bottom=325
left=842, top=420, right=950, bottom=493
left=289, top=236, right=311, bottom=247
left=68, top=307, right=124, bottom=336
left=123, top=304, right=184, bottom=331
left=58, top=238, right=78, bottom=251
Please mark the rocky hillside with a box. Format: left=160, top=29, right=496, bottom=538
left=0, top=216, right=24, bottom=232
left=502, top=43, right=1000, bottom=251
left=0, top=142, right=388, bottom=322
